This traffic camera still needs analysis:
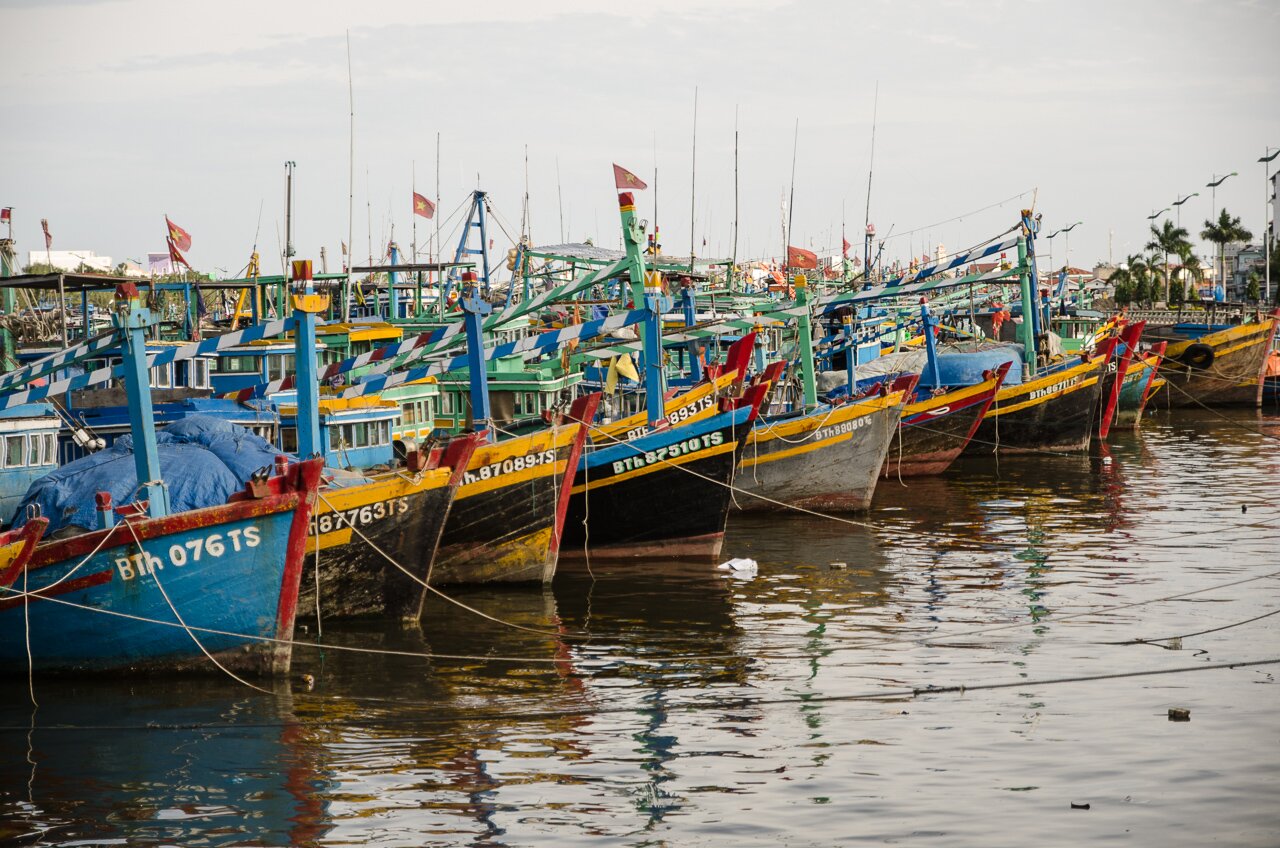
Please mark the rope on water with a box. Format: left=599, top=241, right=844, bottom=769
left=317, top=492, right=590, bottom=640
left=122, top=519, right=270, bottom=693
left=6, top=656, right=1277, bottom=733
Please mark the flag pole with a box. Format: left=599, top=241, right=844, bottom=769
left=344, top=29, right=355, bottom=322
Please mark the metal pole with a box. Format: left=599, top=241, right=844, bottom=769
left=115, top=284, right=169, bottom=518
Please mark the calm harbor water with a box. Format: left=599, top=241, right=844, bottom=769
left=2, top=408, right=1278, bottom=846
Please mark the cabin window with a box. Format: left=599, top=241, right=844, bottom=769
left=215, top=355, right=259, bottom=373
left=329, top=427, right=342, bottom=452
left=379, top=420, right=391, bottom=445
left=44, top=434, right=57, bottom=465
left=265, top=354, right=296, bottom=382
left=192, top=359, right=210, bottom=388
left=150, top=364, right=172, bottom=388
left=5, top=435, right=25, bottom=468
left=280, top=427, right=298, bottom=453
left=27, top=436, right=40, bottom=466
left=352, top=422, right=368, bottom=448
left=440, top=393, right=455, bottom=415
left=426, top=398, right=437, bottom=420
left=402, top=403, right=417, bottom=425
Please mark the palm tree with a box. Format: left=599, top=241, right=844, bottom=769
left=1174, top=245, right=1203, bottom=303
left=1145, top=219, right=1192, bottom=302
left=1201, top=208, right=1253, bottom=299
left=1110, top=253, right=1153, bottom=306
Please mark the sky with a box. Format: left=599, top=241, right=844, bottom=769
left=1, top=0, right=1278, bottom=278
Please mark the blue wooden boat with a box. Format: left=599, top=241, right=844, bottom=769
left=0, top=281, right=324, bottom=675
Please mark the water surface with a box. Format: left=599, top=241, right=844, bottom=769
left=2, top=408, right=1278, bottom=846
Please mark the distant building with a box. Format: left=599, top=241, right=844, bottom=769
left=148, top=252, right=175, bottom=276
left=25, top=249, right=113, bottom=273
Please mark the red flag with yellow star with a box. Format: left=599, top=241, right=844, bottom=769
left=786, top=245, right=818, bottom=270
left=166, top=216, right=192, bottom=251
left=412, top=192, right=435, bottom=219
left=612, top=163, right=648, bottom=191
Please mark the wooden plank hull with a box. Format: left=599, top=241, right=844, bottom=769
left=431, top=420, right=586, bottom=586
left=561, top=406, right=754, bottom=559
left=736, top=392, right=905, bottom=511
left=299, top=473, right=457, bottom=620
left=0, top=459, right=322, bottom=675
left=963, top=356, right=1106, bottom=455
left=1148, top=317, right=1277, bottom=408
left=884, top=368, right=1006, bottom=477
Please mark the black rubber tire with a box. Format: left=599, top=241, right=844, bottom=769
left=1179, top=343, right=1215, bottom=370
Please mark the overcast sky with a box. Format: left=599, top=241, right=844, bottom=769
left=2, top=0, right=1277, bottom=277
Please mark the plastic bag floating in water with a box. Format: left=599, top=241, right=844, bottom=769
left=717, top=557, right=758, bottom=578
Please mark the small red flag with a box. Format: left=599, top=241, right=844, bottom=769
left=168, top=237, right=192, bottom=269
left=786, top=245, right=818, bottom=270
left=412, top=192, right=435, bottom=219
left=0, top=208, right=10, bottom=224
left=842, top=237, right=851, bottom=258
left=40, top=218, right=51, bottom=249
left=612, top=163, right=648, bottom=191
left=166, top=216, right=192, bottom=251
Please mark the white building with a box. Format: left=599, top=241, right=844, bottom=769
left=26, top=249, right=113, bottom=273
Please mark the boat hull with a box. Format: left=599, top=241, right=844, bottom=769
left=1112, top=351, right=1163, bottom=429
left=561, top=407, right=752, bottom=559
left=884, top=369, right=1006, bottom=477
left=430, top=420, right=586, bottom=587
left=1148, top=317, right=1277, bottom=408
left=299, top=471, right=457, bottom=621
left=736, top=392, right=904, bottom=511
left=963, top=356, right=1106, bottom=455
left=0, top=460, right=321, bottom=675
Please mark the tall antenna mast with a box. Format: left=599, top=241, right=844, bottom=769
left=344, top=30, right=355, bottom=321
left=556, top=157, right=565, bottom=243
left=787, top=118, right=799, bottom=263
left=863, top=81, right=879, bottom=278
left=732, top=105, right=739, bottom=293
left=689, top=85, right=698, bottom=271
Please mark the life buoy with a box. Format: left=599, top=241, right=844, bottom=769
left=1179, top=343, right=1214, bottom=370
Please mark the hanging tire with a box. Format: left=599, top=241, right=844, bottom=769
left=1179, top=343, right=1214, bottom=370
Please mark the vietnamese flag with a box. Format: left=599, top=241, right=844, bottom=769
left=168, top=237, right=192, bottom=269
left=413, top=192, right=435, bottom=219
left=612, top=163, right=648, bottom=191
left=40, top=218, right=51, bottom=249
left=842, top=237, right=851, bottom=258
left=166, top=216, right=192, bottom=251
left=787, top=245, right=818, bottom=270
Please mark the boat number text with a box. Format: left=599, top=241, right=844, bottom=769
left=612, top=430, right=725, bottom=474
left=114, top=527, right=261, bottom=581
left=464, top=450, right=558, bottom=485
left=812, top=416, right=871, bottom=442
left=313, top=497, right=410, bottom=535
left=1029, top=376, right=1080, bottom=401
left=625, top=395, right=715, bottom=441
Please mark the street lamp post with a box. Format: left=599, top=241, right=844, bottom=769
left=1172, top=192, right=1199, bottom=228
left=1206, top=172, right=1237, bottom=298
left=1259, top=149, right=1279, bottom=304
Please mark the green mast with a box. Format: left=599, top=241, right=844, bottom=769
left=0, top=236, right=17, bottom=371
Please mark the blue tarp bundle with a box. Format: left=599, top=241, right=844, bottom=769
left=16, top=415, right=285, bottom=534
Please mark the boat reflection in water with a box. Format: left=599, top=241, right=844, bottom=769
left=0, top=681, right=332, bottom=846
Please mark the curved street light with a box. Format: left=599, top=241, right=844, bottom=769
left=1260, top=150, right=1279, bottom=302
left=1147, top=207, right=1170, bottom=221
left=1172, top=192, right=1199, bottom=227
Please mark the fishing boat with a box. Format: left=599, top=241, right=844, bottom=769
left=1143, top=311, right=1279, bottom=407
left=424, top=275, right=602, bottom=587
left=0, top=404, right=61, bottom=524
left=0, top=282, right=323, bottom=675
left=1112, top=342, right=1167, bottom=429
left=884, top=362, right=1010, bottom=477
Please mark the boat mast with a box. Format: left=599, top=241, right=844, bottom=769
left=344, top=30, right=354, bottom=322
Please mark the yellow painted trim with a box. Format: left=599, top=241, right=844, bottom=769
left=986, top=357, right=1103, bottom=418
left=902, top=378, right=994, bottom=417
left=309, top=467, right=453, bottom=553
left=455, top=425, right=581, bottom=499
left=1162, top=319, right=1275, bottom=359
left=569, top=441, right=738, bottom=494
left=595, top=372, right=737, bottom=440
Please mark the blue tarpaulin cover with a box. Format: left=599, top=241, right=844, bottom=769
left=16, top=415, right=285, bottom=534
